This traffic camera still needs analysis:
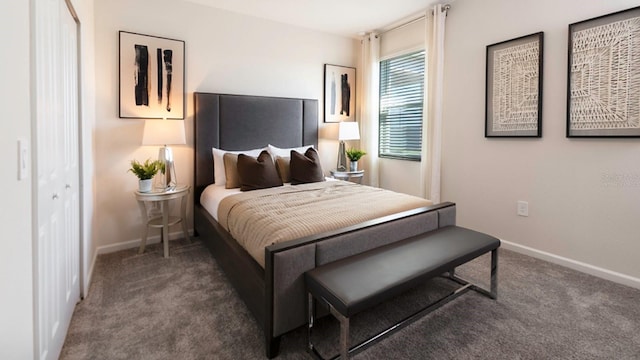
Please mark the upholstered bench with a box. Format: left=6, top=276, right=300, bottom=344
left=305, top=225, right=500, bottom=359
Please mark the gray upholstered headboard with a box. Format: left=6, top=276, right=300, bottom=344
left=193, top=92, right=319, bottom=202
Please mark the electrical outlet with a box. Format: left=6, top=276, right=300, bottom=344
left=517, top=201, right=529, bottom=217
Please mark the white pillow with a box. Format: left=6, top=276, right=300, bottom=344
left=212, top=147, right=266, bottom=186
left=267, top=144, right=314, bottom=158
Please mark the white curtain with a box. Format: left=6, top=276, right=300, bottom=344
left=360, top=33, right=381, bottom=187
left=421, top=5, right=447, bottom=202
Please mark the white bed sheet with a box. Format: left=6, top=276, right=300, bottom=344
left=200, top=184, right=241, bottom=221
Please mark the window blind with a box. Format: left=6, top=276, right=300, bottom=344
left=378, top=50, right=425, bottom=161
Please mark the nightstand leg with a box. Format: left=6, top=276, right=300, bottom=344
left=137, top=200, right=149, bottom=254
left=180, top=191, right=190, bottom=242
left=162, top=199, right=169, bottom=258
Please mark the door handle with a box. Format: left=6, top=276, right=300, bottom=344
left=52, top=193, right=59, bottom=200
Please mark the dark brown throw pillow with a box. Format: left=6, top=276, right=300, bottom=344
left=290, top=148, right=325, bottom=185
left=237, top=150, right=283, bottom=191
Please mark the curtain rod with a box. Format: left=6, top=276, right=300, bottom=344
left=378, top=4, right=450, bottom=36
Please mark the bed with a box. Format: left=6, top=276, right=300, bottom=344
left=193, top=92, right=456, bottom=358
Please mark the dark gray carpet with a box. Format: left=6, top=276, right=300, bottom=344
left=60, top=239, right=640, bottom=359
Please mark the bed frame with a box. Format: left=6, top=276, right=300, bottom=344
left=193, top=92, right=456, bottom=358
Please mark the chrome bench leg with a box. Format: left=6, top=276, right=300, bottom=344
left=448, top=249, right=499, bottom=300
left=308, top=293, right=352, bottom=360
left=330, top=307, right=350, bottom=359
left=490, top=248, right=498, bottom=299
left=307, top=292, right=315, bottom=354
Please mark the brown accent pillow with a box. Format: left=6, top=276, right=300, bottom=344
left=275, top=156, right=291, bottom=183
left=223, top=153, right=241, bottom=189
left=237, top=150, right=283, bottom=191
left=290, top=148, right=325, bottom=185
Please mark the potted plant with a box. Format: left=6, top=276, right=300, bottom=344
left=129, top=158, right=162, bottom=192
left=345, top=148, right=366, bottom=171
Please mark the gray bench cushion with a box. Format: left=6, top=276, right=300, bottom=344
left=305, top=226, right=500, bottom=317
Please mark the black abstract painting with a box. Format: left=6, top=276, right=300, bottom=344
left=156, top=48, right=163, bottom=105
left=134, top=45, right=149, bottom=106
left=119, top=31, right=185, bottom=119
left=163, top=49, right=173, bottom=112
left=324, top=64, right=355, bottom=122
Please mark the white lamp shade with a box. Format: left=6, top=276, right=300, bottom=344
left=142, top=119, right=186, bottom=145
left=338, top=122, right=360, bottom=141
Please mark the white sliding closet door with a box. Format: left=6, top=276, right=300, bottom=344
left=34, top=0, right=80, bottom=359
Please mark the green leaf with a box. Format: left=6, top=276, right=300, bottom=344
left=345, top=148, right=367, bottom=161
left=128, top=158, right=162, bottom=180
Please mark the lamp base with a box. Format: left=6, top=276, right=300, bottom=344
left=154, top=145, right=178, bottom=190
left=336, top=141, right=347, bottom=171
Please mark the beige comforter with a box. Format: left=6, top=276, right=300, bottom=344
left=218, top=181, right=432, bottom=267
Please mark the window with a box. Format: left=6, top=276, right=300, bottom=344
left=378, top=50, right=425, bottom=161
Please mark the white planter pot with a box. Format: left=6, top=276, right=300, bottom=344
left=139, top=179, right=153, bottom=193
left=350, top=161, right=358, bottom=172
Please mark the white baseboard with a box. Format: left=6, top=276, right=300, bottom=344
left=96, top=229, right=195, bottom=255
left=500, top=240, right=640, bottom=290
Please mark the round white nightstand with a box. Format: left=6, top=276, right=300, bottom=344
left=330, top=170, right=365, bottom=184
left=134, top=185, right=190, bottom=258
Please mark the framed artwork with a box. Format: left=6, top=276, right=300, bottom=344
left=485, top=32, right=543, bottom=137
left=324, top=64, right=356, bottom=123
left=119, top=31, right=185, bottom=119
left=567, top=6, right=640, bottom=137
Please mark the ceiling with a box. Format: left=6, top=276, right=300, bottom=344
left=182, top=0, right=446, bottom=38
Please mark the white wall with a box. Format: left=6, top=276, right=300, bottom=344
left=93, top=0, right=359, bottom=251
left=442, top=0, right=640, bottom=285
left=0, top=1, right=34, bottom=358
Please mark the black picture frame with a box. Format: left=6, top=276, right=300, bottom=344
left=567, top=6, right=640, bottom=137
left=323, top=64, right=356, bottom=123
left=119, top=31, right=185, bottom=119
left=485, top=32, right=543, bottom=138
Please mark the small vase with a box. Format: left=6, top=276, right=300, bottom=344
left=350, top=161, right=358, bottom=172
left=139, top=179, right=153, bottom=193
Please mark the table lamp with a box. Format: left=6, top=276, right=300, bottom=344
left=337, top=122, right=360, bottom=171
left=142, top=119, right=186, bottom=190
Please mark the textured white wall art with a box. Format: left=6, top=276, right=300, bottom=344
left=568, top=7, right=640, bottom=137
left=485, top=32, right=543, bottom=137
left=493, top=42, right=539, bottom=131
